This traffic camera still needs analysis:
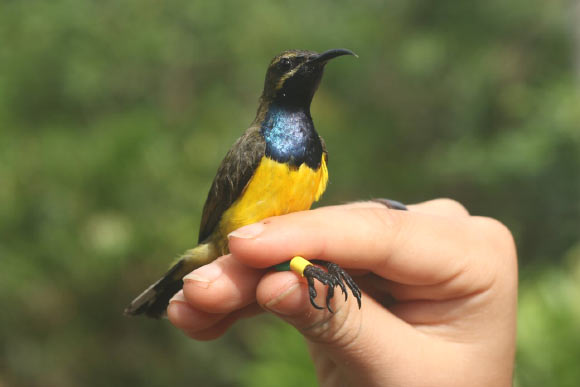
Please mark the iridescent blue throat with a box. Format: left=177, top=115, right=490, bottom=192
left=260, top=104, right=323, bottom=169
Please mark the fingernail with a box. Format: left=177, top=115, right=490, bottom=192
left=183, top=263, right=223, bottom=289
left=264, top=283, right=300, bottom=315
left=169, top=290, right=187, bottom=304
left=228, top=222, right=264, bottom=239
left=371, top=198, right=408, bottom=211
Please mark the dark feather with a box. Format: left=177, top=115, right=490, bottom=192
left=124, top=258, right=187, bottom=318
left=319, top=135, right=328, bottom=165
left=198, top=126, right=266, bottom=243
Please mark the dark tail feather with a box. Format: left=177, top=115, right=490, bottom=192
left=125, top=243, right=214, bottom=318
left=124, top=259, right=188, bottom=319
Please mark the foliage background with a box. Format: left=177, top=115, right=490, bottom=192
left=1, top=0, right=579, bottom=386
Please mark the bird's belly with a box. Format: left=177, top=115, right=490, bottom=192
left=216, top=155, right=328, bottom=249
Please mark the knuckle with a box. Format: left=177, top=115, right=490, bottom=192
left=470, top=216, right=518, bottom=275
left=472, top=216, right=515, bottom=249
left=434, top=198, right=470, bottom=216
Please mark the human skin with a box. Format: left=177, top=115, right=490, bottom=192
left=167, top=199, right=518, bottom=387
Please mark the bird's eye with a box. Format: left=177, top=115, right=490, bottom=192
left=278, top=57, right=292, bottom=71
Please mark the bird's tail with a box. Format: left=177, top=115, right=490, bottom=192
left=124, top=243, right=215, bottom=319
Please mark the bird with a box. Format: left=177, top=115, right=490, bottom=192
left=125, top=48, right=361, bottom=318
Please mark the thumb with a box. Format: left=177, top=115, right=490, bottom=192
left=256, top=270, right=415, bottom=384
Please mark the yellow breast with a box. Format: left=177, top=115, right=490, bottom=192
left=215, top=156, right=328, bottom=252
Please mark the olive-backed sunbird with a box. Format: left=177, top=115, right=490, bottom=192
left=125, top=48, right=361, bottom=318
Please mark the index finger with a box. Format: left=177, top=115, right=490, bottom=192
left=227, top=203, right=490, bottom=286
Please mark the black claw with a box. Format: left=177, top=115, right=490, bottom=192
left=302, top=262, right=362, bottom=312
left=325, top=284, right=335, bottom=313
left=306, top=275, right=324, bottom=310
left=339, top=269, right=362, bottom=308
left=326, top=262, right=348, bottom=301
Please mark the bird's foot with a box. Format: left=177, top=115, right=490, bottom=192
left=290, top=257, right=361, bottom=312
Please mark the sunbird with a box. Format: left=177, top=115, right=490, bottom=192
left=125, top=48, right=361, bottom=318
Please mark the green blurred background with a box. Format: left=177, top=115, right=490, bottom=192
left=1, top=0, right=579, bottom=386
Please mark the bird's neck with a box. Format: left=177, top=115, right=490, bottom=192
left=257, top=102, right=322, bottom=169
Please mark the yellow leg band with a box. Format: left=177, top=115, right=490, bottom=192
left=290, top=256, right=313, bottom=277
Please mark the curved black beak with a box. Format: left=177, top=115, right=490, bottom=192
left=307, top=48, right=358, bottom=65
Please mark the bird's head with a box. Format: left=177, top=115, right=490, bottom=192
left=260, top=48, right=357, bottom=109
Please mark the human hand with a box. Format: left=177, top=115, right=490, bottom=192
left=167, top=199, right=518, bottom=387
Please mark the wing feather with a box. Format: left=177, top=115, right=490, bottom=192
left=198, top=127, right=266, bottom=243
